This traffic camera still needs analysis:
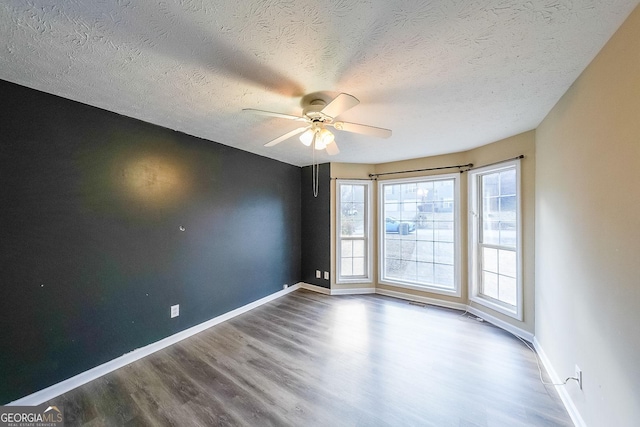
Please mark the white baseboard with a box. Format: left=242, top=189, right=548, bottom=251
left=466, top=306, right=534, bottom=342
left=331, top=287, right=376, bottom=295
left=299, top=282, right=331, bottom=294
left=7, top=283, right=302, bottom=406
left=298, top=283, right=375, bottom=296
left=375, top=288, right=467, bottom=311
left=534, top=338, right=585, bottom=427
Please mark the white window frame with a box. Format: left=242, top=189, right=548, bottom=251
left=468, top=159, right=523, bottom=320
left=378, top=174, right=461, bottom=297
left=336, top=180, right=373, bottom=284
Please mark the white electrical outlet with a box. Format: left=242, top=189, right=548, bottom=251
left=316, top=270, right=321, bottom=278
left=575, top=365, right=583, bottom=390
left=324, top=271, right=329, bottom=280
left=170, top=304, right=179, bottom=318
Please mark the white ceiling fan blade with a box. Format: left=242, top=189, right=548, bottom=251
left=243, top=108, right=307, bottom=122
left=325, top=140, right=340, bottom=156
left=332, top=121, right=392, bottom=138
left=321, top=93, right=359, bottom=118
left=264, top=126, right=310, bottom=147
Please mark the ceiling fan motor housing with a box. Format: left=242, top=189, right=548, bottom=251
left=303, top=98, right=331, bottom=123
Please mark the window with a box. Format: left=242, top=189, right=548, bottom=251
left=337, top=180, right=372, bottom=283
left=379, top=174, right=460, bottom=295
left=468, top=160, right=522, bottom=319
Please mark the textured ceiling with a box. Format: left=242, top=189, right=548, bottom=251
left=1, top=1, right=637, bottom=166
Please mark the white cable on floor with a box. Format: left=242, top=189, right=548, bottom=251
left=458, top=311, right=577, bottom=387
left=514, top=334, right=578, bottom=386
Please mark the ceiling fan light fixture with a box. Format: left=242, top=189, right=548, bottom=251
left=315, top=128, right=334, bottom=150
left=318, top=128, right=335, bottom=145
left=299, top=128, right=315, bottom=146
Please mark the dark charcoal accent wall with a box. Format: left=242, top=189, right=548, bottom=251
left=0, top=80, right=301, bottom=404
left=300, top=164, right=331, bottom=288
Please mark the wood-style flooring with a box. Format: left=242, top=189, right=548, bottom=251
left=48, top=290, right=573, bottom=426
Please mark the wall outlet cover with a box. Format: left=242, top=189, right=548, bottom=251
left=315, top=270, right=321, bottom=278
left=324, top=271, right=329, bottom=280
left=171, top=304, right=179, bottom=318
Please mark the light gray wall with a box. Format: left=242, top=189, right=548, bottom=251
left=535, top=5, right=640, bottom=426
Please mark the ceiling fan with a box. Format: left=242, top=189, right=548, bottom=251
left=243, top=92, right=392, bottom=155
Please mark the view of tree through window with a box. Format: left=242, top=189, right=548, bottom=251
left=380, top=176, right=458, bottom=292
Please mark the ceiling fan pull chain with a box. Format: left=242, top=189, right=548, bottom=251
left=312, top=133, right=319, bottom=198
